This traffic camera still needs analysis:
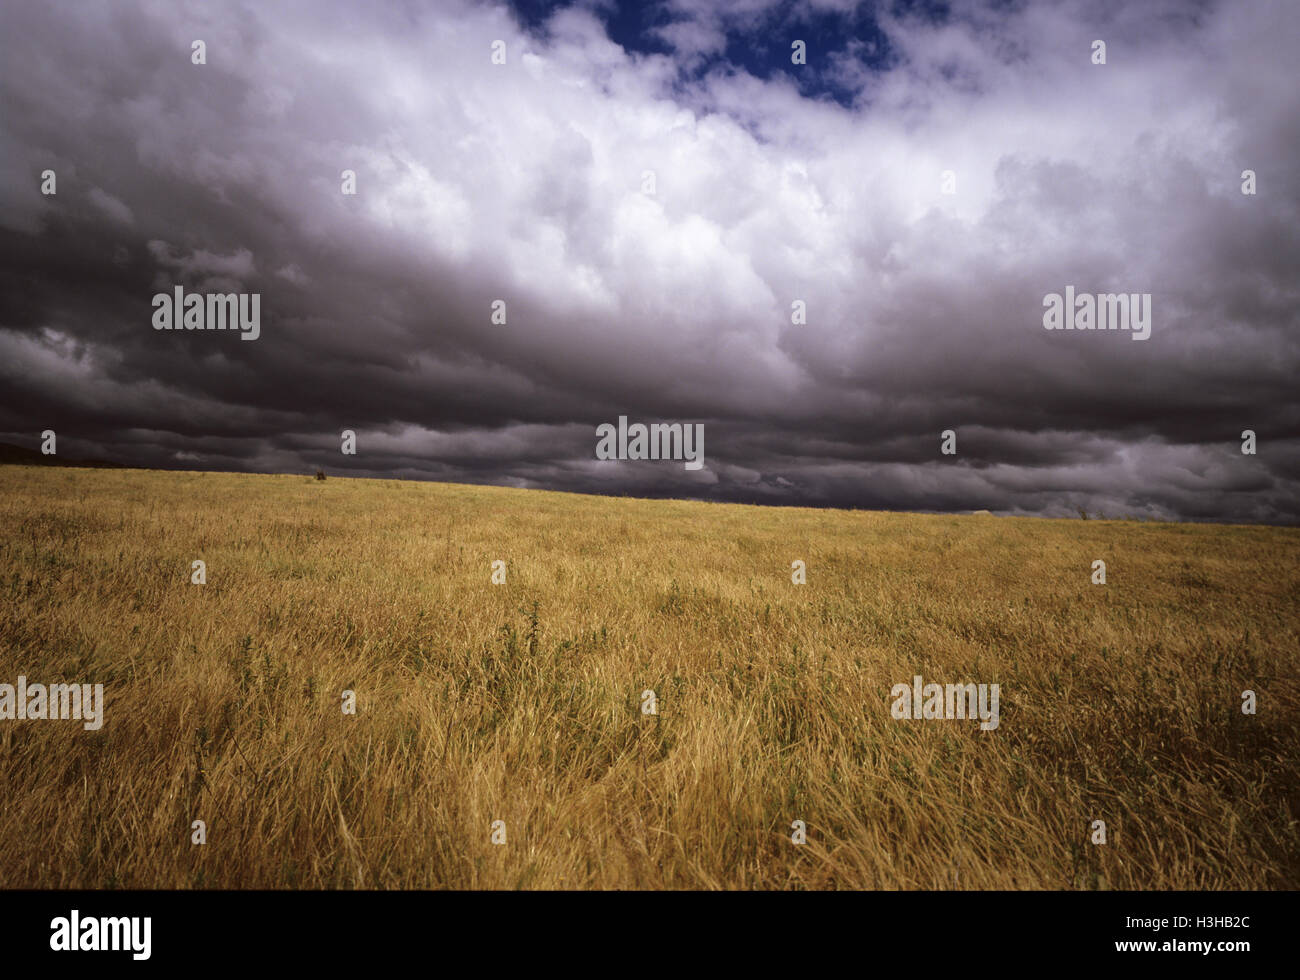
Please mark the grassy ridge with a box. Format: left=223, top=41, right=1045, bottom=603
left=0, top=464, right=1296, bottom=889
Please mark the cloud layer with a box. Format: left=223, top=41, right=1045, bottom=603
left=1, top=0, right=1297, bottom=522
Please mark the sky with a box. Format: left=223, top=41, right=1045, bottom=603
left=0, top=0, right=1297, bottom=523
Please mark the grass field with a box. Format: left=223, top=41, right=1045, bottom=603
left=0, top=464, right=1296, bottom=889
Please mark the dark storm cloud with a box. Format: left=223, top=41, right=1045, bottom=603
left=0, top=0, right=1296, bottom=523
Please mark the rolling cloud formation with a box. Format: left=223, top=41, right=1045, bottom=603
left=1, top=0, right=1297, bottom=522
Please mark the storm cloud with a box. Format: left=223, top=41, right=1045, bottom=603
left=1, top=0, right=1296, bottom=522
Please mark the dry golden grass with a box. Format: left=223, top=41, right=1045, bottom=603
left=0, top=464, right=1297, bottom=889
